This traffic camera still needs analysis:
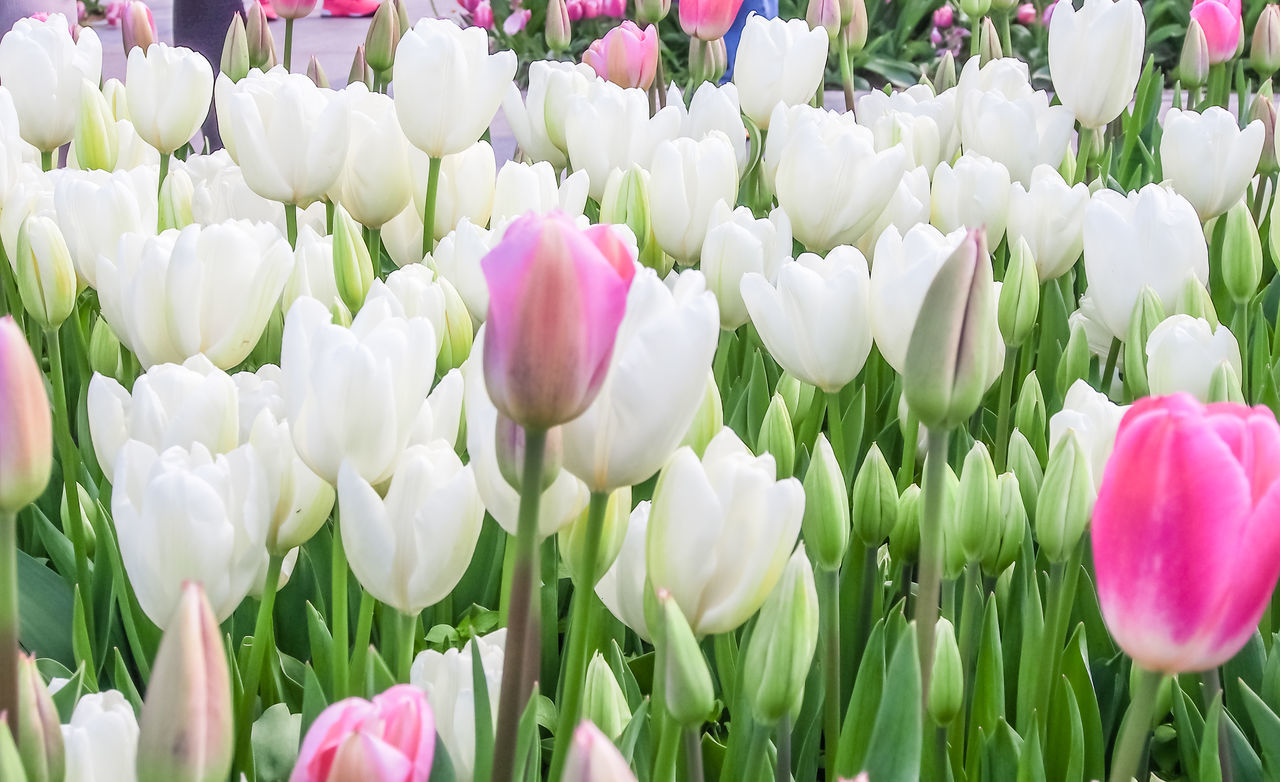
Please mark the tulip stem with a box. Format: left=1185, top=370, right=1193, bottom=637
left=285, top=203, right=299, bottom=250
left=997, top=12, right=1012, bottom=56
left=398, top=610, right=417, bottom=684
left=284, top=19, right=295, bottom=72
left=349, top=591, right=376, bottom=695
left=366, top=227, right=383, bottom=277
left=818, top=566, right=841, bottom=782
left=913, top=428, right=951, bottom=712
left=422, top=157, right=442, bottom=259
left=157, top=152, right=171, bottom=226
left=548, top=490, right=610, bottom=782
left=1109, top=667, right=1164, bottom=782
left=1074, top=127, right=1094, bottom=185
left=1203, top=669, right=1234, bottom=782
left=839, top=44, right=855, bottom=116
left=0, top=510, right=17, bottom=740
left=331, top=511, right=350, bottom=699
left=492, top=427, right=547, bottom=782
left=994, top=347, right=1017, bottom=471
left=40, top=150, right=53, bottom=172
left=1035, top=546, right=1083, bottom=732
left=898, top=405, right=919, bottom=491
left=1101, top=337, right=1121, bottom=397
left=234, top=553, right=283, bottom=782
left=773, top=717, right=789, bottom=782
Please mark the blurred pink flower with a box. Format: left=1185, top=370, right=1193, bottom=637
left=1016, top=2, right=1035, bottom=24
left=567, top=0, right=585, bottom=20
left=504, top=7, right=532, bottom=33
left=473, top=1, right=495, bottom=28
left=105, top=0, right=127, bottom=25
left=933, top=4, right=953, bottom=28
left=1191, top=0, right=1242, bottom=63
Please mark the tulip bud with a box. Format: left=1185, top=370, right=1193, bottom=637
left=1254, top=5, right=1280, bottom=78
left=435, top=276, right=474, bottom=374
left=73, top=81, right=119, bottom=172
left=14, top=655, right=62, bottom=782
left=88, top=317, right=124, bottom=381
left=933, top=50, right=957, bottom=93
left=348, top=45, right=374, bottom=90
left=1034, top=432, right=1094, bottom=562
left=979, top=16, right=1002, bottom=64
left=1013, top=370, right=1046, bottom=461
left=496, top=416, right=564, bottom=493
left=547, top=0, right=572, bottom=52
left=560, top=486, right=631, bottom=585
left=842, top=0, right=869, bottom=57
left=332, top=206, right=375, bottom=315
left=955, top=442, right=998, bottom=564
left=982, top=472, right=1026, bottom=576
left=365, top=1, right=401, bottom=75
left=1180, top=19, right=1211, bottom=88
left=16, top=217, right=76, bottom=330
left=939, top=461, right=966, bottom=580
left=1250, top=85, right=1278, bottom=174
left=927, top=617, right=963, bottom=725
left=1055, top=321, right=1091, bottom=401
left=742, top=547, right=820, bottom=724
left=904, top=228, right=997, bottom=430
left=246, top=2, right=277, bottom=71
left=272, top=0, right=319, bottom=19
left=1006, top=428, right=1042, bottom=522
left=1207, top=360, right=1246, bottom=403
left=888, top=484, right=921, bottom=563
left=656, top=591, right=715, bottom=726
left=60, top=483, right=97, bottom=560
left=636, top=0, right=671, bottom=24
left=998, top=238, right=1040, bottom=347
left=305, top=56, right=329, bottom=88
left=159, top=168, right=195, bottom=231
left=220, top=15, right=250, bottom=83
left=851, top=442, right=897, bottom=548
left=959, top=0, right=991, bottom=19
left=392, top=0, right=411, bottom=37
left=122, top=1, right=157, bottom=54
left=1220, top=200, right=1264, bottom=304
left=137, top=582, right=234, bottom=782
left=776, top=373, right=817, bottom=426
left=757, top=394, right=796, bottom=479
left=1123, top=287, right=1165, bottom=400
left=1176, top=276, right=1219, bottom=327
left=688, top=36, right=728, bottom=84
left=0, top=318, right=52, bottom=514
left=582, top=654, right=632, bottom=740
left=600, top=166, right=669, bottom=277
left=801, top=435, right=850, bottom=571
left=564, top=721, right=637, bottom=782
left=680, top=372, right=722, bottom=458
left=808, top=0, right=841, bottom=40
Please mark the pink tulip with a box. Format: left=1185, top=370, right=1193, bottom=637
left=932, top=4, right=953, bottom=28
left=472, top=1, right=495, bottom=28
left=104, top=0, right=126, bottom=25
left=583, top=21, right=660, bottom=90
left=480, top=212, right=636, bottom=431
left=1015, top=2, right=1035, bottom=24
left=0, top=317, right=51, bottom=514
left=1092, top=394, right=1280, bottom=674
left=1191, top=0, right=1242, bottom=63
left=121, top=1, right=156, bottom=53
left=678, top=0, right=746, bottom=41
left=563, top=721, right=637, bottom=782
left=567, top=0, right=586, bottom=21
left=602, top=0, right=627, bottom=17
left=291, top=685, right=436, bottom=782
left=271, top=0, right=320, bottom=18
left=504, top=7, right=532, bottom=33
left=582, top=0, right=602, bottom=18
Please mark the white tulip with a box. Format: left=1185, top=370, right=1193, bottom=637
left=1, top=167, right=58, bottom=271
left=125, top=44, right=213, bottom=154
left=742, top=245, right=873, bottom=392
left=406, top=368, right=466, bottom=453
left=282, top=225, right=341, bottom=314
left=648, top=132, right=739, bottom=263
left=245, top=407, right=335, bottom=557
left=561, top=268, right=719, bottom=492
left=1048, top=379, right=1128, bottom=496
left=501, top=60, right=596, bottom=168
left=958, top=90, right=1073, bottom=185
left=733, top=15, right=829, bottom=129
left=1082, top=184, right=1209, bottom=341
left=491, top=161, right=589, bottom=224
left=96, top=220, right=294, bottom=369
left=930, top=153, right=1012, bottom=246
left=62, top=691, right=139, bottom=782
left=953, top=56, right=1034, bottom=119
left=596, top=500, right=653, bottom=640
left=53, top=166, right=157, bottom=288
left=564, top=79, right=682, bottom=200
left=1048, top=0, right=1145, bottom=129
left=178, top=150, right=325, bottom=234
left=394, top=19, right=516, bottom=158
left=410, top=630, right=505, bottom=782
left=646, top=427, right=804, bottom=636
left=1006, top=164, right=1090, bottom=281
left=0, top=14, right=102, bottom=151
left=0, top=87, right=39, bottom=202
left=1145, top=315, right=1243, bottom=401
left=856, top=84, right=959, bottom=169
left=669, top=82, right=750, bottom=172
left=701, top=201, right=793, bottom=329
left=422, top=218, right=498, bottom=319
left=410, top=141, right=496, bottom=242
left=1160, top=107, right=1265, bottom=221
left=1068, top=292, right=1120, bottom=360
left=329, top=82, right=413, bottom=228
left=855, top=165, right=930, bottom=260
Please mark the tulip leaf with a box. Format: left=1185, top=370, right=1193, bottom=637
left=250, top=703, right=301, bottom=782
left=50, top=660, right=86, bottom=722
left=299, top=663, right=328, bottom=740
left=617, top=698, right=650, bottom=765
left=71, top=584, right=97, bottom=691
left=428, top=732, right=457, bottom=782
left=1199, top=692, right=1224, bottom=782
left=26, top=504, right=75, bottom=592
left=982, top=718, right=1023, bottom=782
left=1171, top=681, right=1205, bottom=775
left=1224, top=632, right=1267, bottom=737
left=860, top=624, right=921, bottom=782
left=1224, top=712, right=1263, bottom=782
left=472, top=638, right=494, bottom=782
left=111, top=647, right=143, bottom=716
left=1061, top=625, right=1104, bottom=781
left=1045, top=676, right=1084, bottom=782
left=1016, top=720, right=1048, bottom=782
left=17, top=549, right=75, bottom=668
left=1239, top=680, right=1280, bottom=777
left=968, top=598, right=1006, bottom=763
left=834, top=620, right=887, bottom=777
left=745, top=352, right=770, bottom=451
left=305, top=602, right=333, bottom=699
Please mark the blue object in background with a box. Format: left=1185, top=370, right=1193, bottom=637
left=722, top=0, right=779, bottom=80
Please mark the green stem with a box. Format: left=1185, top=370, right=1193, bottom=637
left=898, top=406, right=919, bottom=491
left=45, top=328, right=92, bottom=643
left=1036, top=546, right=1083, bottom=729
left=997, top=12, right=1012, bottom=56
left=234, top=554, right=283, bottom=782
left=366, top=227, right=383, bottom=277
left=1109, top=668, right=1164, bottom=782
left=0, top=511, right=17, bottom=740
left=349, top=591, right=376, bottom=697
left=970, top=15, right=981, bottom=58
left=1232, top=303, right=1249, bottom=398
left=654, top=713, right=680, bottom=782
left=331, top=511, right=350, bottom=699
left=994, top=347, right=1017, bottom=472
left=492, top=428, right=547, bottom=782
left=1074, top=127, right=1093, bottom=185
left=40, top=150, right=53, bottom=172
left=1203, top=669, right=1234, bottom=782
left=326, top=200, right=335, bottom=235
left=839, top=44, right=855, bottom=115
left=1101, top=337, right=1121, bottom=397
left=913, top=428, right=951, bottom=709
left=774, top=716, right=790, bottom=782
left=285, top=203, right=299, bottom=250
left=818, top=567, right=841, bottom=782
left=399, top=610, right=417, bottom=684
left=422, top=156, right=442, bottom=259
left=284, top=18, right=294, bottom=72
left=743, top=721, right=772, bottom=782
left=157, top=152, right=171, bottom=229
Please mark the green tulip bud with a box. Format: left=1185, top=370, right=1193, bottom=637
left=582, top=654, right=632, bottom=740
left=904, top=228, right=997, bottom=430
left=802, top=435, right=850, bottom=571
left=656, top=591, right=715, bottom=727
left=1034, top=433, right=1094, bottom=562
left=559, top=487, right=631, bottom=586
left=332, top=205, right=375, bottom=315
left=1254, top=5, right=1280, bottom=78
left=776, top=372, right=817, bottom=427
left=889, top=484, right=921, bottom=563
left=933, top=50, right=957, bottom=93
left=982, top=472, right=1026, bottom=577
left=978, top=16, right=1002, bottom=64
left=680, top=372, right=723, bottom=459
left=15, top=655, right=63, bottom=782
left=955, top=442, right=998, bottom=564
left=1006, top=428, right=1042, bottom=523
left=1175, top=276, right=1219, bottom=327
left=392, top=0, right=411, bottom=37
left=88, top=317, right=124, bottom=382
left=245, top=2, right=277, bottom=71
left=851, top=442, right=897, bottom=548
left=364, top=1, right=401, bottom=75
left=1123, top=287, right=1165, bottom=400
left=72, top=80, right=118, bottom=172
left=1013, top=370, right=1047, bottom=462
left=348, top=45, right=374, bottom=90
left=1250, top=85, right=1278, bottom=175
left=635, top=0, right=671, bottom=25
left=940, top=461, right=965, bottom=580
left=0, top=718, right=26, bottom=782
left=689, top=36, right=728, bottom=85
left=159, top=168, right=195, bottom=232
left=1055, top=321, right=1091, bottom=401
left=600, top=166, right=669, bottom=277
left=306, top=56, right=329, bottom=88
left=758, top=393, right=796, bottom=479
left=16, top=216, right=76, bottom=329
left=1180, top=19, right=1211, bottom=88
left=220, top=15, right=250, bottom=83
left=743, top=547, right=820, bottom=724
left=999, top=238, right=1040, bottom=347
left=959, top=0, right=992, bottom=20
left=435, top=276, right=474, bottom=374
left=1208, top=361, right=1246, bottom=403
left=1220, top=200, right=1263, bottom=305
left=927, top=618, right=963, bottom=725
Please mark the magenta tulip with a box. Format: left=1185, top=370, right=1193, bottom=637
left=678, top=0, right=746, bottom=40
left=480, top=212, right=636, bottom=430
left=1092, top=394, right=1280, bottom=673
left=0, top=317, right=51, bottom=514
left=583, top=21, right=660, bottom=90
left=291, top=685, right=435, bottom=782
left=1191, top=0, right=1242, bottom=63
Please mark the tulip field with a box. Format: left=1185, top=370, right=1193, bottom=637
left=7, top=0, right=1280, bottom=780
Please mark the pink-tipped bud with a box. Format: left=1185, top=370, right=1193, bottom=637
left=121, top=1, right=156, bottom=53
left=807, top=0, right=842, bottom=39
left=15, top=655, right=63, bottom=782
left=563, top=721, right=637, bottom=782
left=272, top=0, right=319, bottom=20
left=1015, top=2, right=1035, bottom=24
left=547, top=0, right=573, bottom=51
left=679, top=0, right=745, bottom=40
left=0, top=317, right=51, bottom=514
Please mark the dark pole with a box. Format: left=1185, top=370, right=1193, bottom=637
left=172, top=0, right=243, bottom=149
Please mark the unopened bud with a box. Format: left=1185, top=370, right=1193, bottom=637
left=955, top=442, right=998, bottom=564
left=546, top=0, right=572, bottom=52
left=959, top=0, right=991, bottom=19
left=559, top=486, right=631, bottom=585
left=757, top=393, right=796, bottom=479
left=656, top=591, right=715, bottom=726
left=365, top=1, right=401, bottom=75
left=435, top=275, right=474, bottom=374
left=1005, top=428, right=1042, bottom=523
left=306, top=56, right=329, bottom=88
left=73, top=80, right=118, bottom=172
left=927, top=618, right=963, bottom=725
left=842, top=0, right=868, bottom=57
left=680, top=372, right=723, bottom=458
left=888, top=483, right=921, bottom=563
left=495, top=416, right=563, bottom=494
left=1175, top=276, right=1219, bottom=327
left=348, top=45, right=374, bottom=90
left=1220, top=200, right=1264, bottom=304
left=1055, top=321, right=1091, bottom=401
left=742, top=547, right=820, bottom=724
left=88, top=317, right=124, bottom=381
left=122, top=1, right=157, bottom=54
left=982, top=472, right=1026, bottom=576
left=802, top=435, right=849, bottom=570
left=246, top=2, right=277, bottom=71
left=1250, top=85, right=1278, bottom=174
left=220, top=15, right=250, bottom=83
left=1123, top=287, right=1165, bottom=400
left=332, top=205, right=374, bottom=314
left=851, top=442, right=897, bottom=548
left=1013, top=370, right=1046, bottom=462
left=159, top=168, right=195, bottom=231
left=16, top=216, right=76, bottom=329
left=582, top=654, right=632, bottom=740
left=635, top=0, right=671, bottom=24
left=1254, top=5, right=1280, bottom=78
left=600, top=166, right=668, bottom=276
left=1208, top=360, right=1246, bottom=403
left=999, top=237, right=1039, bottom=346
left=978, top=16, right=1002, bottom=63
left=1180, top=19, right=1211, bottom=88
left=807, top=0, right=841, bottom=40
left=933, top=50, right=957, bottom=93
left=1035, top=433, right=1093, bottom=562
left=15, top=655, right=63, bottom=782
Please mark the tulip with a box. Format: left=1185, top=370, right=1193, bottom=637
left=855, top=97, right=946, bottom=173
left=595, top=500, right=653, bottom=639
left=491, top=161, right=589, bottom=225
left=733, top=16, right=829, bottom=129
left=1191, top=0, right=1241, bottom=63
left=1047, top=0, right=1145, bottom=129
left=410, top=630, right=504, bottom=781
left=563, top=79, right=683, bottom=201
left=1181, top=19, right=1212, bottom=87
left=14, top=655, right=61, bottom=782
left=742, top=546, right=819, bottom=725
left=547, top=0, right=572, bottom=49
left=54, top=167, right=157, bottom=288
left=121, top=1, right=157, bottom=53
left=647, top=428, right=804, bottom=636
left=411, top=141, right=497, bottom=242
left=1253, top=5, right=1280, bottom=76
left=954, top=55, right=1034, bottom=115
left=137, top=582, right=233, bottom=782
left=365, top=2, right=400, bottom=75
left=1047, top=379, right=1127, bottom=499
left=220, top=15, right=250, bottom=82
left=855, top=165, right=930, bottom=259
left=679, top=0, right=746, bottom=40
left=283, top=226, right=341, bottom=314
left=581, top=655, right=631, bottom=740
left=957, top=91, right=1073, bottom=185
left=0, top=317, right=50, bottom=517
left=319, top=82, right=411, bottom=228
left=501, top=60, right=596, bottom=170
left=563, top=721, right=637, bottom=782
left=583, top=21, right=659, bottom=91
left=176, top=149, right=305, bottom=230
left=14, top=215, right=76, bottom=330
left=291, top=686, right=435, bottom=782
left=669, top=81, right=750, bottom=172
left=0, top=15, right=102, bottom=152
left=1006, top=164, right=1090, bottom=281
left=808, top=0, right=841, bottom=39
left=560, top=268, right=718, bottom=492
left=1144, top=315, right=1243, bottom=402
left=647, top=133, right=738, bottom=263
left=128, top=46, right=211, bottom=155
left=700, top=201, right=792, bottom=329
left=244, top=405, right=336, bottom=557
left=1093, top=394, right=1280, bottom=672
left=72, top=80, right=119, bottom=172
left=741, top=245, right=873, bottom=392
left=274, top=0, right=319, bottom=18
left=414, top=219, right=497, bottom=319
left=480, top=212, right=635, bottom=430
left=0, top=171, right=57, bottom=272
left=394, top=19, right=516, bottom=159
left=95, top=221, right=294, bottom=369
left=1159, top=107, right=1264, bottom=221
left=1081, top=184, right=1209, bottom=342
left=930, top=153, right=1012, bottom=247
left=61, top=691, right=140, bottom=782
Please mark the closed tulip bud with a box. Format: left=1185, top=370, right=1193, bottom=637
left=689, top=36, right=729, bottom=84
left=743, top=547, right=820, bottom=724
left=979, top=16, right=1003, bottom=63
left=159, top=167, right=194, bottom=231
left=365, top=1, right=401, bottom=75
left=436, top=276, right=474, bottom=374
left=999, top=237, right=1040, bottom=347
left=599, top=166, right=668, bottom=277
left=842, top=0, right=868, bottom=54
left=332, top=206, right=374, bottom=315
left=933, top=50, right=957, bottom=93
left=1254, top=6, right=1280, bottom=77
left=889, top=483, right=921, bottom=562
left=547, top=0, right=573, bottom=51
left=0, top=318, right=52, bottom=514
left=851, top=442, right=897, bottom=548
left=88, top=317, right=123, bottom=381
left=582, top=654, right=632, bottom=740
left=306, top=56, right=328, bottom=88
left=1181, top=19, right=1212, bottom=87
left=15, top=655, right=62, bottom=782
left=960, top=0, right=991, bottom=17
left=122, top=1, right=157, bottom=53
left=137, top=582, right=233, bottom=782
left=59, top=483, right=97, bottom=560
left=348, top=45, right=374, bottom=89
left=1220, top=200, right=1264, bottom=304
left=220, top=16, right=249, bottom=83
left=1123, top=287, right=1165, bottom=399
left=983, top=472, right=1026, bottom=576
left=808, top=0, right=841, bottom=39
left=636, top=0, right=671, bottom=23
left=1006, top=429, right=1042, bottom=522
left=758, top=393, right=796, bottom=479
left=272, top=0, right=319, bottom=19
left=955, top=442, right=998, bottom=564
left=1013, top=370, right=1047, bottom=460
left=496, top=415, right=564, bottom=494
left=927, top=618, right=963, bottom=725
left=1055, top=321, right=1091, bottom=400
left=563, top=721, right=637, bottom=782
left=1035, top=432, right=1094, bottom=562
left=802, top=435, right=850, bottom=570
left=246, top=2, right=277, bottom=71
left=15, top=217, right=76, bottom=330
left=904, top=228, right=997, bottom=430
left=657, top=591, right=715, bottom=726
left=1176, top=276, right=1220, bottom=327
left=73, top=80, right=119, bottom=172
left=1208, top=360, right=1246, bottom=403
left=1250, top=87, right=1278, bottom=174
left=680, top=372, right=723, bottom=458
left=560, top=487, right=631, bottom=585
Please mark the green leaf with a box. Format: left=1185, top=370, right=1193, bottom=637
left=305, top=602, right=333, bottom=700
left=1061, top=626, right=1105, bottom=781
left=429, top=731, right=457, bottom=782
left=111, top=647, right=143, bottom=716
left=472, top=637, right=495, bottom=782
left=71, top=584, right=97, bottom=691
left=835, top=620, right=887, bottom=777
left=299, top=663, right=328, bottom=740
left=49, top=661, right=86, bottom=722
left=0, top=714, right=29, bottom=782
left=17, top=550, right=74, bottom=667
left=861, top=624, right=921, bottom=782
left=251, top=703, right=302, bottom=782
left=969, top=599, right=1006, bottom=763
left=616, top=699, right=651, bottom=765
left=1240, top=680, right=1280, bottom=777
left=1171, top=681, right=1205, bottom=775
left=1016, top=722, right=1048, bottom=782
left=982, top=719, right=1023, bottom=782
left=1045, top=676, right=1084, bottom=782
left=1199, top=692, right=1224, bottom=782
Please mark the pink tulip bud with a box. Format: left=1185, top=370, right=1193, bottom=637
left=1192, top=0, right=1243, bottom=63
left=602, top=0, right=627, bottom=17
left=480, top=213, right=636, bottom=431
left=548, top=0, right=573, bottom=49
left=563, top=721, right=637, bottom=782
left=582, top=21, right=660, bottom=90
left=1041, top=0, right=1055, bottom=25
left=290, top=685, right=435, bottom=782
left=583, top=0, right=601, bottom=18
left=567, top=0, right=585, bottom=21
left=473, top=1, right=495, bottom=29
left=272, top=0, right=319, bottom=19
left=636, top=0, right=672, bottom=24
left=679, top=0, right=746, bottom=41
left=808, top=0, right=842, bottom=39
left=0, top=317, right=51, bottom=514
left=932, top=4, right=953, bottom=28
left=121, top=1, right=157, bottom=53
left=1015, top=2, right=1035, bottom=24
left=1092, top=394, right=1280, bottom=673
left=504, top=8, right=532, bottom=34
